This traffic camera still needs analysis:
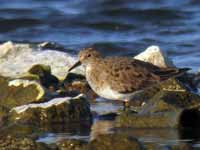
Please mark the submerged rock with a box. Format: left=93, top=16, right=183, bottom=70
left=9, top=94, right=92, bottom=126
left=134, top=45, right=175, bottom=68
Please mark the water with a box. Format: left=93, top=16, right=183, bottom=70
left=0, top=0, right=200, bottom=70
left=1, top=0, right=200, bottom=148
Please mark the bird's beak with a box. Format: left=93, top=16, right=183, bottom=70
left=68, top=60, right=81, bottom=72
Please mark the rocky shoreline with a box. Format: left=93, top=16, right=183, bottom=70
left=0, top=41, right=200, bottom=149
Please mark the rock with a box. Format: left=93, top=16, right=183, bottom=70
left=0, top=76, right=44, bottom=110
left=116, top=77, right=200, bottom=128
left=134, top=45, right=175, bottom=68
left=57, top=139, right=87, bottom=150
left=38, top=41, right=65, bottom=51
left=9, top=94, right=92, bottom=126
left=0, top=42, right=177, bottom=80
left=85, top=133, right=142, bottom=150
left=63, top=73, right=97, bottom=99
left=28, top=64, right=59, bottom=90
left=0, top=41, right=83, bottom=79
left=0, top=41, right=15, bottom=59
left=116, top=111, right=181, bottom=128
left=0, top=135, right=50, bottom=150
left=128, top=77, right=189, bottom=109
left=140, top=87, right=200, bottom=115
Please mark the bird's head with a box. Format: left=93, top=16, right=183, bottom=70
left=68, top=48, right=102, bottom=72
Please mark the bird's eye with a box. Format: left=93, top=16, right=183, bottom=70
left=87, top=54, right=91, bottom=57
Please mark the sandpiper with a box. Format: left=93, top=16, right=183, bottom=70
left=68, top=48, right=189, bottom=107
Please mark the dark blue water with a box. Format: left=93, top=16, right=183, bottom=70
left=0, top=0, right=200, bottom=71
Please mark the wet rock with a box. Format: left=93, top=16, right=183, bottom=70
left=63, top=73, right=97, bottom=99
left=0, top=135, right=50, bottom=150
left=57, top=139, right=87, bottom=150
left=9, top=94, right=92, bottom=126
left=85, top=133, right=142, bottom=150
left=134, top=45, right=175, bottom=68
left=116, top=77, right=200, bottom=128
left=0, top=76, right=44, bottom=110
left=116, top=111, right=181, bottom=128
left=0, top=124, right=39, bottom=138
left=28, top=64, right=59, bottom=90
left=128, top=77, right=189, bottom=109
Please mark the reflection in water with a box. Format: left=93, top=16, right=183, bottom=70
left=90, top=120, right=114, bottom=141
left=36, top=122, right=91, bottom=144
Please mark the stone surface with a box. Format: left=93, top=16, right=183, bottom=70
left=85, top=133, right=142, bottom=150
left=28, top=64, right=59, bottom=90
left=9, top=94, right=92, bottom=126
left=0, top=135, right=50, bottom=150
left=0, top=76, right=44, bottom=110
left=0, top=41, right=83, bottom=79
left=0, top=42, right=175, bottom=80
left=116, top=77, right=200, bottom=128
left=116, top=111, right=181, bottom=128
left=134, top=45, right=175, bottom=68
left=57, top=139, right=87, bottom=150
left=63, top=73, right=97, bottom=100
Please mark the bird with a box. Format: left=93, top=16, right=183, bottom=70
left=68, top=48, right=189, bottom=108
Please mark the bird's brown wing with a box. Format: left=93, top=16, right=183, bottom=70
left=104, top=57, right=185, bottom=94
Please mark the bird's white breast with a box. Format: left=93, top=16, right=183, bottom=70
left=85, top=65, right=139, bottom=101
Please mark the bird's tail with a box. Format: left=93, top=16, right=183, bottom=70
left=154, top=67, right=190, bottom=80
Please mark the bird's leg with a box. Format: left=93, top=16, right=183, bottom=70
left=123, top=99, right=130, bottom=111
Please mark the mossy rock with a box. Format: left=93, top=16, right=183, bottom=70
left=85, top=133, right=142, bottom=150
left=0, top=135, right=50, bottom=150
left=62, top=73, right=97, bottom=100
left=116, top=79, right=200, bottom=128
left=116, top=111, right=181, bottom=128
left=57, top=139, right=87, bottom=150
left=0, top=124, right=40, bottom=138
left=0, top=76, right=44, bottom=110
left=9, top=95, right=92, bottom=127
left=129, top=77, right=189, bottom=108
left=116, top=90, right=200, bottom=128
left=28, top=64, right=59, bottom=90
left=140, top=90, right=200, bottom=115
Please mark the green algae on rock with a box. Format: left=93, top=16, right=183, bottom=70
left=116, top=76, right=200, bottom=128
left=57, top=139, right=87, bottom=150
left=0, top=76, right=44, bottom=109
left=28, top=64, right=59, bottom=90
left=9, top=94, right=92, bottom=126
left=63, top=73, right=97, bottom=100
left=0, top=135, right=50, bottom=150
left=128, top=77, right=189, bottom=108
left=116, top=111, right=181, bottom=128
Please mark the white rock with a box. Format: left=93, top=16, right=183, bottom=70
left=8, top=79, right=45, bottom=100
left=134, top=45, right=175, bottom=68
left=0, top=41, right=84, bottom=79
left=11, top=94, right=84, bottom=114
